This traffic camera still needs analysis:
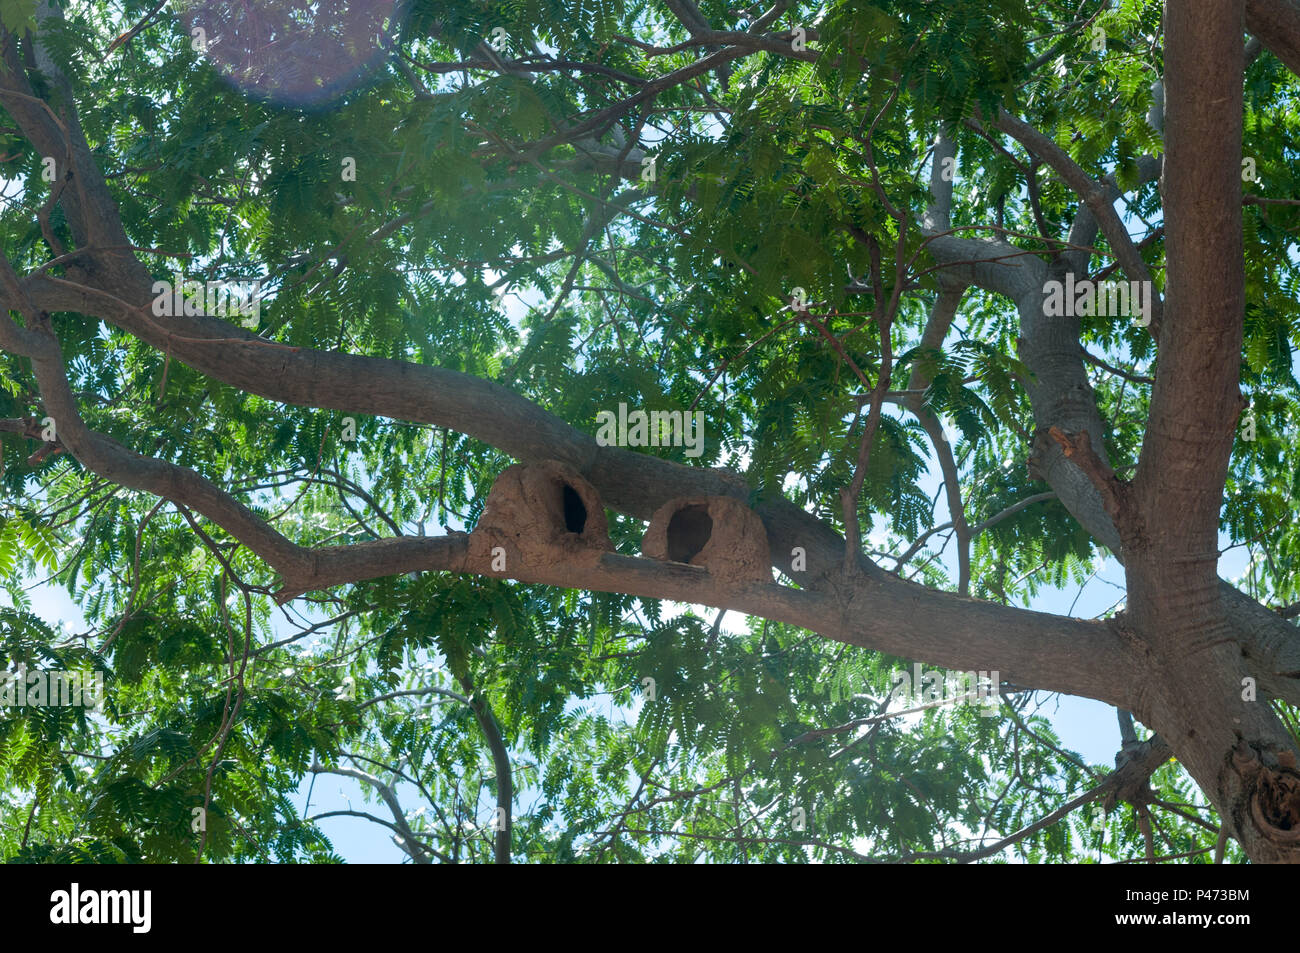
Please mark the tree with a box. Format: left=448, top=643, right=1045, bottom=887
left=0, top=0, right=1298, bottom=864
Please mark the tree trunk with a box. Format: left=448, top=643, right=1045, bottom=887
left=1118, top=0, right=1300, bottom=863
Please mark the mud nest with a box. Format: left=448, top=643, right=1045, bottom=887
left=469, top=460, right=613, bottom=571
left=641, top=496, right=771, bottom=586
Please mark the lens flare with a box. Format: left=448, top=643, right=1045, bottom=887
left=178, top=0, right=403, bottom=109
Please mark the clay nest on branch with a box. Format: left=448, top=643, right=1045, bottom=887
left=641, top=495, right=771, bottom=586
left=468, top=460, right=613, bottom=572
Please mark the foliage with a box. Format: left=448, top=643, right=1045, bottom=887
left=1, top=0, right=1292, bottom=863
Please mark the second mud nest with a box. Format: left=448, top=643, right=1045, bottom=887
left=641, top=495, right=771, bottom=586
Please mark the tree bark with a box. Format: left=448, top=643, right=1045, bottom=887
left=1116, top=0, right=1300, bottom=864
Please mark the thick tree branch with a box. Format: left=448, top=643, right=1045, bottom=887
left=1130, top=0, right=1246, bottom=601
left=923, top=128, right=956, bottom=234
left=921, top=197, right=1300, bottom=712
left=0, top=267, right=1147, bottom=712
left=1046, top=426, right=1134, bottom=531
left=1246, top=0, right=1300, bottom=75
left=661, top=0, right=713, bottom=36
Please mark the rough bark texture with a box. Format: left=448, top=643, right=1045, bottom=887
left=1247, top=0, right=1300, bottom=73
left=1117, top=0, right=1300, bottom=864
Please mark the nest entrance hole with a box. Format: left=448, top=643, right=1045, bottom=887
left=562, top=483, right=587, bottom=534
left=666, top=505, right=713, bottom=563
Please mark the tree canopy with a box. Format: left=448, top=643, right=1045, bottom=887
left=1, top=0, right=1299, bottom=863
